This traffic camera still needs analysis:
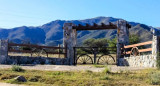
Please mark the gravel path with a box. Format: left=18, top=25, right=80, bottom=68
left=0, top=82, right=25, bottom=86
left=0, top=65, right=153, bottom=72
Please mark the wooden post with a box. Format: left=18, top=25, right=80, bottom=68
left=46, top=53, right=48, bottom=57
left=93, top=47, right=98, bottom=64
left=73, top=47, right=76, bottom=65
left=58, top=44, right=60, bottom=58
left=64, top=45, right=67, bottom=58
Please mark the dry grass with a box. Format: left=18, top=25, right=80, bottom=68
left=0, top=68, right=159, bottom=86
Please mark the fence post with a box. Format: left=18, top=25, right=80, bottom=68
left=58, top=44, right=60, bottom=58
left=73, top=47, right=76, bottom=65
left=0, top=40, right=8, bottom=64
left=64, top=45, right=67, bottom=58
left=93, top=47, right=98, bottom=64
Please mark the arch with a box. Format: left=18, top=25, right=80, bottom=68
left=63, top=20, right=131, bottom=65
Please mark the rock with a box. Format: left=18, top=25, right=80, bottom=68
left=14, top=76, right=27, bottom=82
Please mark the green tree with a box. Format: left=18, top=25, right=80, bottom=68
left=81, top=34, right=140, bottom=54
left=83, top=38, right=108, bottom=47
left=108, top=37, right=117, bottom=48
left=129, top=34, right=140, bottom=44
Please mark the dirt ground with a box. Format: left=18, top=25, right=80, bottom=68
left=0, top=65, right=152, bottom=72
left=0, top=82, right=25, bottom=86
left=0, top=65, right=155, bottom=86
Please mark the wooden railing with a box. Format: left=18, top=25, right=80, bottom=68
left=124, top=41, right=152, bottom=55
left=8, top=43, right=67, bottom=58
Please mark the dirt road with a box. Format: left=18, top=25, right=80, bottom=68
left=0, top=82, right=25, bottom=86
left=0, top=65, right=151, bottom=72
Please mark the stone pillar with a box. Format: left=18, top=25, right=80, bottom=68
left=152, top=29, right=158, bottom=56
left=0, top=40, right=8, bottom=64
left=63, top=23, right=77, bottom=65
left=117, top=20, right=129, bottom=65
left=151, top=29, right=158, bottom=67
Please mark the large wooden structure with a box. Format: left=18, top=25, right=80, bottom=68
left=63, top=20, right=131, bottom=65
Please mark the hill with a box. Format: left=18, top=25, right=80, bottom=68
left=0, top=17, right=156, bottom=46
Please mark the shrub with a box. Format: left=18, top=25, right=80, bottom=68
left=93, top=64, right=106, bottom=68
left=157, top=54, right=160, bottom=69
left=103, top=66, right=111, bottom=74
left=99, top=75, right=110, bottom=80
left=85, top=70, right=93, bottom=73
left=149, top=71, right=160, bottom=85
left=11, top=65, right=24, bottom=72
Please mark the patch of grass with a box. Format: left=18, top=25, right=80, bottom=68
left=103, top=66, right=111, bottom=74
left=11, top=65, right=24, bottom=72
left=0, top=74, right=18, bottom=80
left=28, top=76, right=41, bottom=82
left=6, top=79, right=23, bottom=84
left=0, top=68, right=159, bottom=86
left=149, top=71, right=160, bottom=85
left=157, top=54, right=160, bottom=69
left=85, top=70, right=93, bottom=73
left=99, top=75, right=110, bottom=80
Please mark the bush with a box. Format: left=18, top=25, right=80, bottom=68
left=149, top=71, right=160, bottom=85
left=157, top=54, right=160, bottom=69
left=129, top=34, right=140, bottom=44
left=11, top=65, right=24, bottom=72
left=99, top=75, right=110, bottom=80
left=103, top=66, right=111, bottom=74
left=85, top=70, right=93, bottom=73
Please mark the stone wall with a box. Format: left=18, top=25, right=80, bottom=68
left=118, top=54, right=157, bottom=67
left=5, top=56, right=69, bottom=65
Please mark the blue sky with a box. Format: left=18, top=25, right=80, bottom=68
left=0, top=0, right=160, bottom=28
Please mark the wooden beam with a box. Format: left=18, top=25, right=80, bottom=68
left=124, top=41, right=152, bottom=49
left=72, top=22, right=118, bottom=31
left=9, top=49, right=66, bottom=55
left=125, top=48, right=152, bottom=54
left=139, top=48, right=152, bottom=52
left=72, top=25, right=117, bottom=30
left=9, top=49, right=32, bottom=53
left=9, top=43, right=66, bottom=49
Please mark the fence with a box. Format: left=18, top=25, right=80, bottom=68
left=8, top=43, right=67, bottom=58
left=122, top=41, right=152, bottom=56
left=74, top=47, right=117, bottom=65
left=118, top=40, right=157, bottom=67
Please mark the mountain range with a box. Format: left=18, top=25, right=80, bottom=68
left=0, top=17, right=157, bottom=46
